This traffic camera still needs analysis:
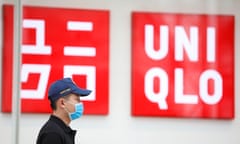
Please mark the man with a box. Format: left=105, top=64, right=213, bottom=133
left=36, top=77, right=91, bottom=144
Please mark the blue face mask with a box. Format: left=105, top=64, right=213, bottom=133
left=67, top=103, right=84, bottom=120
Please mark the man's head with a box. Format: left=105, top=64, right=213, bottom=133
left=48, top=78, right=91, bottom=110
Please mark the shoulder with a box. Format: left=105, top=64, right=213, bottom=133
left=36, top=116, right=66, bottom=144
left=38, top=116, right=65, bottom=135
left=40, top=115, right=64, bottom=134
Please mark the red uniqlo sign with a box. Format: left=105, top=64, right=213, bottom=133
left=132, top=12, right=234, bottom=119
left=2, top=5, right=109, bottom=114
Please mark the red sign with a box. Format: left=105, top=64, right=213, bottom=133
left=2, top=5, right=109, bottom=114
left=132, top=12, right=234, bottom=119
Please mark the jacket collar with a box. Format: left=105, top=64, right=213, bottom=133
left=50, top=115, right=76, bottom=135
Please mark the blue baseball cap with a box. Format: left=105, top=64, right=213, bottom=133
left=48, top=77, right=92, bottom=102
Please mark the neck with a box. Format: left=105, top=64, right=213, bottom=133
left=52, top=110, right=71, bottom=125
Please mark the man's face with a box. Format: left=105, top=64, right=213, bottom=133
left=63, top=94, right=81, bottom=113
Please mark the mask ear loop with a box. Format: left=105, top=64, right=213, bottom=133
left=62, top=99, right=71, bottom=114
left=63, top=102, right=73, bottom=121
left=64, top=106, right=71, bottom=113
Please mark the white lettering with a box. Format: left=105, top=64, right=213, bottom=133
left=64, top=21, right=96, bottom=57
left=200, top=70, right=223, bottom=104
left=174, top=68, right=198, bottom=104
left=143, top=24, right=221, bottom=109
left=145, top=67, right=168, bottom=109
left=207, top=27, right=216, bottom=62
left=22, top=19, right=51, bottom=55
left=145, top=24, right=169, bottom=60
left=21, top=64, right=51, bottom=99
left=175, top=26, right=198, bottom=61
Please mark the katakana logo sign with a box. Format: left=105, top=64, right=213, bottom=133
left=2, top=5, right=109, bottom=114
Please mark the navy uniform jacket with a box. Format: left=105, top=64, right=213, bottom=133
left=36, top=115, right=76, bottom=144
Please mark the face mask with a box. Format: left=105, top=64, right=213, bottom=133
left=65, top=103, right=84, bottom=120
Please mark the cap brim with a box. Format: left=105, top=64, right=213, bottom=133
left=72, top=87, right=92, bottom=97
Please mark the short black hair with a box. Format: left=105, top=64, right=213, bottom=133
left=50, top=99, right=57, bottom=110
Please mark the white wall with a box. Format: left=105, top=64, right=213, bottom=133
left=0, top=0, right=240, bottom=144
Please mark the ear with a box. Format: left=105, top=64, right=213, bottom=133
left=58, top=98, right=66, bottom=109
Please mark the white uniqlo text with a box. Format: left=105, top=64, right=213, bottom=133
left=144, top=25, right=223, bottom=110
